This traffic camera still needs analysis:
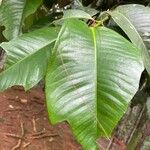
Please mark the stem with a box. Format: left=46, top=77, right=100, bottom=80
left=94, top=15, right=109, bottom=27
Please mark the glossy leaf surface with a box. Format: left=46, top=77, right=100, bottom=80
left=0, top=0, right=42, bottom=40
left=46, top=19, right=144, bottom=150
left=63, top=9, right=93, bottom=20
left=109, top=4, right=150, bottom=74
left=0, top=27, right=59, bottom=91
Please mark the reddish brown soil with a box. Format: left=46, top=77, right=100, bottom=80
left=0, top=86, right=81, bottom=150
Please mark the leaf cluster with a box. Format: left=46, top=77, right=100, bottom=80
left=0, top=0, right=150, bottom=149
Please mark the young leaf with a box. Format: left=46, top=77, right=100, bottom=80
left=46, top=19, right=144, bottom=150
left=0, top=0, right=42, bottom=40
left=0, top=27, right=59, bottom=91
left=63, top=9, right=93, bottom=20
left=109, top=4, right=150, bottom=75
left=54, top=9, right=93, bottom=26
left=72, top=0, right=99, bottom=16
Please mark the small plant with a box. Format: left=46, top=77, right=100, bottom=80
left=0, top=0, right=150, bottom=149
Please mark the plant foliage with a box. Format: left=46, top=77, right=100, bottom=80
left=109, top=4, right=150, bottom=75
left=0, top=1, right=150, bottom=149
left=0, top=0, right=42, bottom=40
left=46, top=19, right=143, bottom=149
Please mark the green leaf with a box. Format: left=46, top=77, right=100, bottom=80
left=46, top=19, right=144, bottom=150
left=24, top=0, right=42, bottom=19
left=63, top=9, right=93, bottom=20
left=109, top=4, right=150, bottom=75
left=72, top=0, right=99, bottom=16
left=54, top=9, right=93, bottom=26
left=0, top=27, right=59, bottom=91
left=74, top=0, right=83, bottom=8
left=0, top=0, right=42, bottom=40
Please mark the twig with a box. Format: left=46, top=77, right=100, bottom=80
left=11, top=122, right=25, bottom=150
left=12, top=139, right=22, bottom=150
left=31, top=133, right=59, bottom=139
left=23, top=142, right=31, bottom=149
left=106, top=137, right=114, bottom=150
left=4, top=108, right=22, bottom=112
left=5, top=133, right=24, bottom=139
left=21, top=122, right=25, bottom=136
left=32, top=118, right=37, bottom=132
left=32, top=128, right=46, bottom=136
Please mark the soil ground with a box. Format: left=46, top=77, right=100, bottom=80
left=0, top=86, right=81, bottom=150
left=0, top=86, right=149, bottom=150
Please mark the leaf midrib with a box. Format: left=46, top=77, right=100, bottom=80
left=90, top=27, right=98, bottom=137
left=90, top=27, right=109, bottom=138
